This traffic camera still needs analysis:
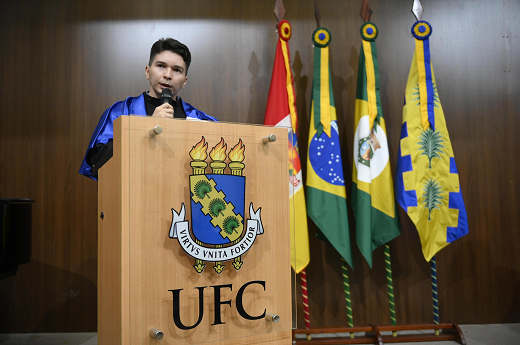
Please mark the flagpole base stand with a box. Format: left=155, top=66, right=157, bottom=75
left=292, top=322, right=465, bottom=344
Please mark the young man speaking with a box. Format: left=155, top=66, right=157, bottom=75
left=79, top=38, right=217, bottom=180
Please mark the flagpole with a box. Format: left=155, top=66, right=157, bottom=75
left=300, top=269, right=312, bottom=340
left=384, top=244, right=397, bottom=337
left=431, top=255, right=440, bottom=335
left=410, top=0, right=441, bottom=336
left=272, top=0, right=313, bottom=340
left=315, top=0, right=354, bottom=338
left=309, top=0, right=355, bottom=339
left=357, top=0, right=401, bottom=336
left=341, top=258, right=355, bottom=339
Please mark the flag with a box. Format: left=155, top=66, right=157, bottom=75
left=396, top=20, right=468, bottom=261
left=306, top=27, right=353, bottom=268
left=264, top=20, right=310, bottom=273
left=352, top=22, right=401, bottom=268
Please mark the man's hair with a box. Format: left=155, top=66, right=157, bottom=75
left=148, top=38, right=191, bottom=74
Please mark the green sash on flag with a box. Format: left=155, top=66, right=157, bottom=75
left=352, top=22, right=401, bottom=268
left=307, top=27, right=353, bottom=268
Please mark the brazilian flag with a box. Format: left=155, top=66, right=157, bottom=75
left=352, top=22, right=401, bottom=268
left=306, top=28, right=353, bottom=268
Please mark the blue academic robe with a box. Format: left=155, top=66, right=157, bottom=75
left=79, top=94, right=217, bottom=180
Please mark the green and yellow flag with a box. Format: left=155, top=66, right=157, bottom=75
left=396, top=20, right=468, bottom=261
left=306, top=27, right=353, bottom=268
left=352, top=22, right=401, bottom=268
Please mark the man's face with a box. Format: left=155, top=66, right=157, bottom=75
left=145, top=51, right=188, bottom=99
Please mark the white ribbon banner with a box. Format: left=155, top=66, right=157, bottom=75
left=169, top=203, right=263, bottom=262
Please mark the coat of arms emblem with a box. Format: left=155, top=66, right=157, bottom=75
left=169, top=137, right=264, bottom=274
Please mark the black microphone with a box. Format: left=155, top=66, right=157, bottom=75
left=160, top=89, right=173, bottom=105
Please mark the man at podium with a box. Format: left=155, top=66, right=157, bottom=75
left=79, top=38, right=217, bottom=180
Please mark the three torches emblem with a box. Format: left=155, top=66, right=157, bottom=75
left=169, top=137, right=264, bottom=274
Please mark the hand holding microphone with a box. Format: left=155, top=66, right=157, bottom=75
left=152, top=89, right=174, bottom=118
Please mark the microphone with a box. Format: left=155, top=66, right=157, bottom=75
left=160, top=89, right=173, bottom=105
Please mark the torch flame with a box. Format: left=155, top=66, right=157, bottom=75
left=209, top=138, right=227, bottom=161
left=229, top=139, right=245, bottom=162
left=189, top=137, right=208, bottom=161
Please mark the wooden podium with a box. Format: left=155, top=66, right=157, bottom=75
left=97, top=116, right=293, bottom=344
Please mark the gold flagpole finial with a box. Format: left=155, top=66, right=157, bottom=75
left=273, top=0, right=286, bottom=23
left=412, top=0, right=424, bottom=21
left=360, top=0, right=373, bottom=22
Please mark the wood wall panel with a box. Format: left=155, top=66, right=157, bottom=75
left=0, top=0, right=518, bottom=333
left=0, top=0, right=46, bottom=333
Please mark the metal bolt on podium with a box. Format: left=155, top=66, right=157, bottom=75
left=262, top=134, right=276, bottom=143
left=152, top=125, right=163, bottom=135
left=265, top=312, right=280, bottom=323
left=149, top=327, right=164, bottom=340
